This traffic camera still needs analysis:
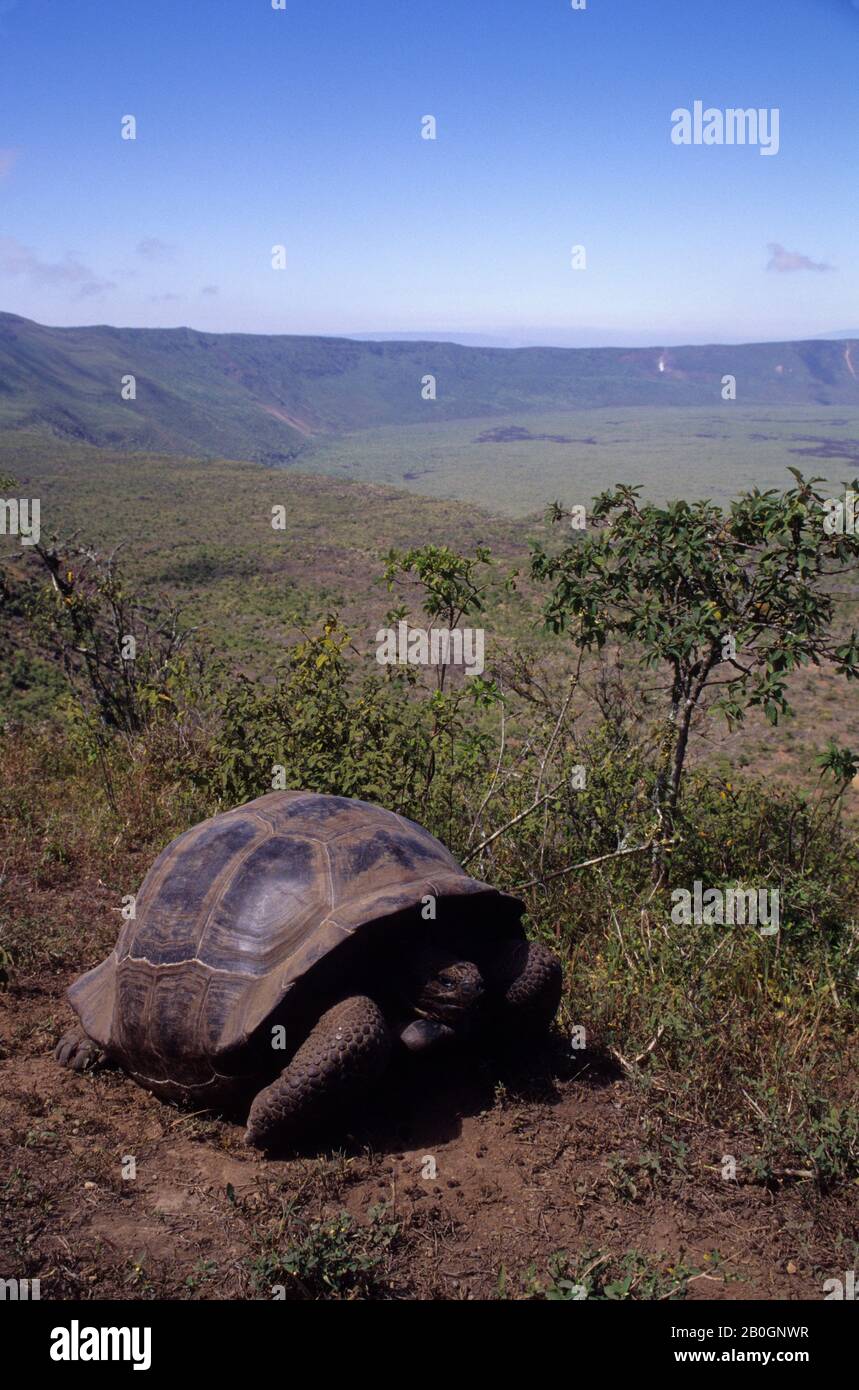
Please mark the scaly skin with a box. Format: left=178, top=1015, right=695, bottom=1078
left=245, top=995, right=391, bottom=1150
left=489, top=939, right=563, bottom=1034
left=54, top=1025, right=104, bottom=1073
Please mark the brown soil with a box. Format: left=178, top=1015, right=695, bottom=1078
left=1, top=970, right=853, bottom=1302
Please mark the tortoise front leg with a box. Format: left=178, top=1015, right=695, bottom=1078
left=55, top=1023, right=105, bottom=1073
left=245, top=996, right=391, bottom=1150
left=486, top=939, right=563, bottom=1035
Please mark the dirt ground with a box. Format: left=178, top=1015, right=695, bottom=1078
left=2, top=966, right=855, bottom=1302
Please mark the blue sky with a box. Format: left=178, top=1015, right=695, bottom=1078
left=0, top=0, right=857, bottom=345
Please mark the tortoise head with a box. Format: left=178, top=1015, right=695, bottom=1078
left=410, top=955, right=485, bottom=1030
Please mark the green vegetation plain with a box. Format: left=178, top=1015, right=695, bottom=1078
left=2, top=428, right=857, bottom=799
left=299, top=406, right=859, bottom=515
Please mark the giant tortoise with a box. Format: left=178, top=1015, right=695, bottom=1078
left=56, top=791, right=562, bottom=1149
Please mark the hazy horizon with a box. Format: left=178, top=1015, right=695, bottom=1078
left=3, top=308, right=858, bottom=353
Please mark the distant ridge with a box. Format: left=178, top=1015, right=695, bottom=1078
left=1, top=313, right=857, bottom=464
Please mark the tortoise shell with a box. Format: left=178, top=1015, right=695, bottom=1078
left=68, top=791, right=523, bottom=1101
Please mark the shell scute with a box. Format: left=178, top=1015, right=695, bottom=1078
left=327, top=822, right=457, bottom=903
left=126, top=814, right=265, bottom=967
left=197, top=834, right=329, bottom=976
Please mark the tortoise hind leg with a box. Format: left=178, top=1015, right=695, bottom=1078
left=245, top=996, right=391, bottom=1151
left=55, top=1023, right=105, bottom=1073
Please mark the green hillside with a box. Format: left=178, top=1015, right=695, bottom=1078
left=2, top=313, right=859, bottom=464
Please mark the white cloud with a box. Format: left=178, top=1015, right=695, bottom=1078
left=136, top=237, right=176, bottom=261
left=0, top=236, right=115, bottom=297
left=767, top=243, right=833, bottom=273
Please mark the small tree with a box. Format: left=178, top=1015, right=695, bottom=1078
left=380, top=544, right=502, bottom=803
left=29, top=538, right=196, bottom=735
left=380, top=544, right=493, bottom=692
left=531, top=473, right=859, bottom=879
